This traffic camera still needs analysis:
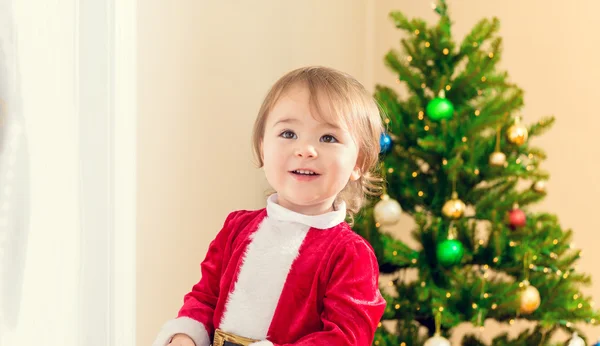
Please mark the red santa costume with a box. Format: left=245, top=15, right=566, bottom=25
left=152, top=194, right=386, bottom=346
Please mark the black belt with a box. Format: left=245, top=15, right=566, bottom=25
left=223, top=342, right=243, bottom=346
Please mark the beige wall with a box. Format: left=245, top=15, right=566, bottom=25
left=136, top=1, right=372, bottom=346
left=137, top=0, right=600, bottom=345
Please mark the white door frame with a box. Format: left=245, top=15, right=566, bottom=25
left=113, top=0, right=137, bottom=345
left=76, top=0, right=137, bottom=344
left=77, top=0, right=137, bottom=344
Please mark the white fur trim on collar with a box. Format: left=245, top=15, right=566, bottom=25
left=250, top=341, right=274, bottom=346
left=266, top=193, right=345, bottom=229
left=151, top=317, right=210, bottom=346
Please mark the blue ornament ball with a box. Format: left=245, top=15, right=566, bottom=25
left=380, top=133, right=392, bottom=154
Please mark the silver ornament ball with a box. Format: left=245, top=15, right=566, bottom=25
left=567, top=332, right=586, bottom=346
left=424, top=334, right=451, bottom=346
left=374, top=194, right=402, bottom=226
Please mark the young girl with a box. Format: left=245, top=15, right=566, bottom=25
left=152, top=66, right=387, bottom=346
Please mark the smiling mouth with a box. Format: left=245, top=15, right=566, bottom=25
left=290, top=169, right=320, bottom=176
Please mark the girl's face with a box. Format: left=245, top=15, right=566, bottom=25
left=261, top=84, right=361, bottom=216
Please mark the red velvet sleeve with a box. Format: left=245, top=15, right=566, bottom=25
left=273, top=237, right=386, bottom=346
left=177, top=211, right=239, bottom=333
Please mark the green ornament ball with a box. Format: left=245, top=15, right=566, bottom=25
left=436, top=239, right=464, bottom=266
left=426, top=97, right=454, bottom=121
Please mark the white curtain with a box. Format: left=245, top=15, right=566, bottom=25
left=0, top=0, right=136, bottom=345
left=0, top=0, right=31, bottom=342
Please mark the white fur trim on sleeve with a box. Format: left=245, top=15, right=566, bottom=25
left=249, top=341, right=274, bottom=346
left=151, top=317, right=210, bottom=346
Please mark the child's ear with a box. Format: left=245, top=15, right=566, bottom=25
left=350, top=166, right=361, bottom=181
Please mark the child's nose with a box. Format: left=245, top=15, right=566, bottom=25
left=294, top=144, right=318, bottom=158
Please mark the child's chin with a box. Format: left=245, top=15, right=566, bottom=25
left=286, top=197, right=313, bottom=206
left=289, top=196, right=332, bottom=208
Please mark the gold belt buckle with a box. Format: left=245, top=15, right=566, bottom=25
left=213, top=328, right=258, bottom=346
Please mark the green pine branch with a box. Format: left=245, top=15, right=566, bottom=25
left=364, top=2, right=600, bottom=345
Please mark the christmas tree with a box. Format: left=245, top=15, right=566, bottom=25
left=353, top=1, right=600, bottom=345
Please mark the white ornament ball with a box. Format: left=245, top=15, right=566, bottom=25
left=374, top=194, right=402, bottom=226
left=567, top=332, right=586, bottom=346
left=424, top=334, right=451, bottom=346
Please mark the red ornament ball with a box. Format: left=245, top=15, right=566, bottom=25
left=508, top=207, right=526, bottom=228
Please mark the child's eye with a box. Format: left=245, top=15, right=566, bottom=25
left=280, top=130, right=297, bottom=139
left=320, top=134, right=338, bottom=143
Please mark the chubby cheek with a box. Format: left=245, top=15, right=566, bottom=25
left=263, top=141, right=284, bottom=167
left=329, top=163, right=355, bottom=190
left=262, top=140, right=288, bottom=185
left=331, top=149, right=359, bottom=179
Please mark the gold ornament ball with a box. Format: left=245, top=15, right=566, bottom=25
left=507, top=123, right=529, bottom=145
left=533, top=180, right=547, bottom=193
left=489, top=151, right=507, bottom=167
left=520, top=284, right=541, bottom=314
left=374, top=194, right=403, bottom=226
left=442, top=195, right=466, bottom=219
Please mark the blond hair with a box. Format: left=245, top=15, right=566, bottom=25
left=252, top=66, right=384, bottom=222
